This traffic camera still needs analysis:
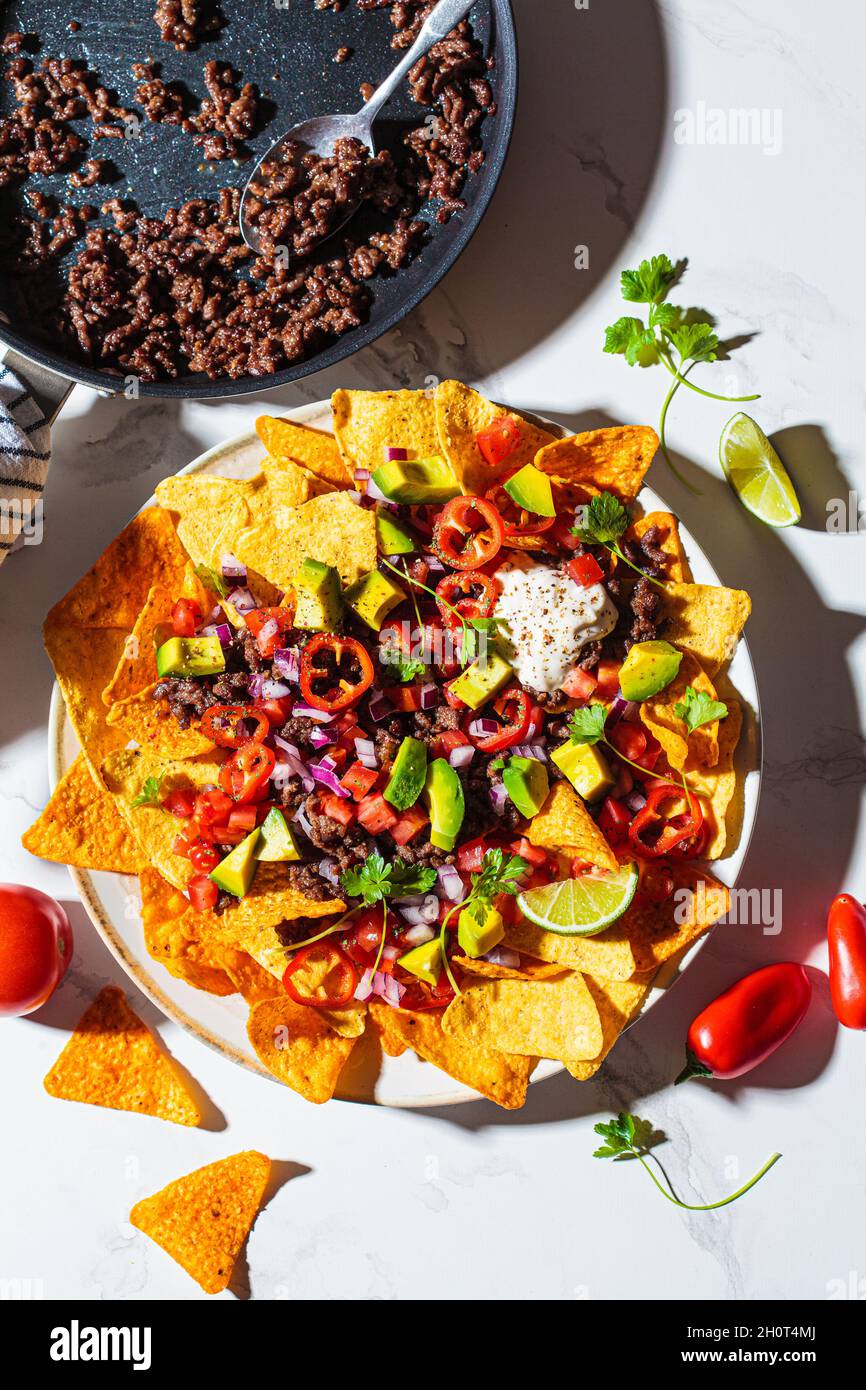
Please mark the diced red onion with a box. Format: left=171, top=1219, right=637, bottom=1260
left=402, top=922, right=437, bottom=947
left=468, top=717, right=500, bottom=738
left=367, top=690, right=392, bottom=724
left=365, top=475, right=389, bottom=504
left=273, top=647, right=300, bottom=683
left=353, top=468, right=371, bottom=484
left=310, top=761, right=350, bottom=797
left=354, top=737, right=378, bottom=769
left=199, top=622, right=233, bottom=647
left=511, top=742, right=548, bottom=761
left=273, top=736, right=315, bottom=792
left=422, top=553, right=445, bottom=572
left=382, top=943, right=399, bottom=962
left=292, top=804, right=314, bottom=837
left=397, top=894, right=439, bottom=926
left=608, top=693, right=638, bottom=727
left=256, top=617, right=280, bottom=646
left=228, top=586, right=257, bottom=615
left=308, top=726, right=334, bottom=750
left=622, top=700, right=641, bottom=723
left=484, top=946, right=521, bottom=969
left=435, top=864, right=464, bottom=903
left=317, top=858, right=340, bottom=888
left=420, top=682, right=439, bottom=710
left=384, top=446, right=408, bottom=462
left=291, top=701, right=336, bottom=725
left=354, top=968, right=374, bottom=1002
left=449, top=744, right=476, bottom=769
left=625, top=789, right=648, bottom=814
left=260, top=678, right=291, bottom=700
left=221, top=552, right=247, bottom=582
left=488, top=781, right=508, bottom=817
left=374, top=972, right=405, bottom=1008
left=346, top=489, right=364, bottom=505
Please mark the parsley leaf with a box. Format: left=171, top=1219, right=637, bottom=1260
left=674, top=685, right=728, bottom=733
left=567, top=704, right=608, bottom=747
left=462, top=616, right=502, bottom=667
left=593, top=1111, right=636, bottom=1158
left=668, top=321, right=718, bottom=366
left=132, top=773, right=166, bottom=809
left=577, top=492, right=629, bottom=546
left=380, top=653, right=426, bottom=684
left=464, top=848, right=528, bottom=924
left=194, top=563, right=228, bottom=599
left=340, top=852, right=436, bottom=907
left=620, top=255, right=676, bottom=304
left=603, top=316, right=656, bottom=367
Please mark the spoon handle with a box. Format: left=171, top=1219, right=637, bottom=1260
left=358, top=0, right=478, bottom=127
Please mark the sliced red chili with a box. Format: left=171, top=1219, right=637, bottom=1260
left=468, top=685, right=532, bottom=753
left=435, top=570, right=497, bottom=631
left=283, top=942, right=358, bottom=1010
left=475, top=415, right=522, bottom=468
left=299, top=633, right=375, bottom=712
left=628, top=782, right=704, bottom=859
left=200, top=703, right=269, bottom=749
left=433, top=496, right=505, bottom=570
left=484, top=481, right=556, bottom=544
left=219, top=742, right=275, bottom=803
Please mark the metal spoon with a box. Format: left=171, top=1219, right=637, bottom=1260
left=239, top=0, right=478, bottom=256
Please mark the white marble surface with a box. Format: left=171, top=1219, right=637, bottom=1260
left=2, top=0, right=865, bottom=1301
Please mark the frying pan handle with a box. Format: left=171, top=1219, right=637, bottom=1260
left=360, top=0, right=478, bottom=125
left=1, top=347, right=73, bottom=427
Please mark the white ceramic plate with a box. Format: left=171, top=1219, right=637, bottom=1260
left=48, top=401, right=762, bottom=1106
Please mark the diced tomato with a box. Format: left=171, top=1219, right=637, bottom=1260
left=561, top=665, right=598, bottom=702
left=608, top=722, right=649, bottom=763
left=207, top=824, right=248, bottom=846
left=356, top=792, right=398, bottom=834
left=548, top=515, right=582, bottom=552
left=384, top=684, right=424, bottom=713
left=390, top=804, right=429, bottom=846
left=340, top=907, right=400, bottom=965
left=443, top=680, right=467, bottom=710
left=599, top=795, right=631, bottom=844
left=321, top=793, right=357, bottom=827
left=408, top=558, right=430, bottom=587
left=162, top=787, right=196, bottom=819
left=475, top=414, right=522, bottom=468
left=227, top=804, right=259, bottom=833
left=259, top=695, right=294, bottom=726
left=457, top=836, right=489, bottom=873
left=340, top=761, right=380, bottom=802
left=188, top=839, right=222, bottom=873
left=565, top=554, right=604, bottom=588
left=193, top=788, right=234, bottom=826
left=171, top=597, right=202, bottom=638
left=430, top=728, right=472, bottom=761
left=188, top=875, right=219, bottom=912
left=594, top=659, right=622, bottom=702
left=511, top=836, right=548, bottom=869
left=325, top=745, right=348, bottom=772
left=245, top=607, right=293, bottom=659
left=571, top=857, right=594, bottom=876
left=332, top=709, right=360, bottom=736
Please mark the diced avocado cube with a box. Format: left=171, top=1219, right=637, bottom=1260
left=550, top=740, right=614, bottom=802
left=398, top=938, right=442, bottom=986
left=449, top=651, right=513, bottom=709
left=375, top=508, right=418, bottom=556
left=619, top=639, right=683, bottom=702
left=423, top=757, right=465, bottom=851
left=293, top=557, right=342, bottom=632
left=503, top=463, right=555, bottom=517
left=156, top=635, right=225, bottom=679
left=383, top=736, right=428, bottom=810
left=371, top=455, right=461, bottom=505
left=345, top=569, right=406, bottom=631
left=209, top=827, right=261, bottom=898
left=458, top=904, right=505, bottom=959
left=255, top=808, right=302, bottom=863
left=502, top=755, right=550, bottom=819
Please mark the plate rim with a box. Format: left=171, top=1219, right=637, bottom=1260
left=48, top=401, right=763, bottom=1108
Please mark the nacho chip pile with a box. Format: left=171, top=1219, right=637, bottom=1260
left=27, top=381, right=752, bottom=1107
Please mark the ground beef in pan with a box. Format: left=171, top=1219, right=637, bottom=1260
left=153, top=0, right=224, bottom=52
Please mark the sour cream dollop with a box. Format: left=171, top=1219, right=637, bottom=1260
left=494, top=560, right=617, bottom=694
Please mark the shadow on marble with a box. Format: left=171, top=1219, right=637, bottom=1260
left=771, top=423, right=855, bottom=532
left=228, top=1160, right=312, bottom=1302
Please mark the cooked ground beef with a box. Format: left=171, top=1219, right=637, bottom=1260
left=132, top=62, right=188, bottom=126
left=276, top=908, right=342, bottom=948
left=629, top=576, right=662, bottom=648
left=334, top=46, right=352, bottom=64
left=154, top=0, right=224, bottom=51
left=411, top=703, right=460, bottom=739
left=68, top=158, right=109, bottom=188
left=188, top=59, right=257, bottom=160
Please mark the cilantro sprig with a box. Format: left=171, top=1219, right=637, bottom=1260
left=594, top=1112, right=781, bottom=1212
left=438, top=848, right=528, bottom=993
left=674, top=685, right=728, bottom=733
left=603, top=253, right=760, bottom=492
left=380, top=652, right=426, bottom=684
left=567, top=703, right=696, bottom=794
left=340, top=853, right=437, bottom=978
left=575, top=492, right=668, bottom=591
left=132, top=773, right=166, bottom=808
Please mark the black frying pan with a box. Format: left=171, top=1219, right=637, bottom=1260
left=0, top=0, right=516, bottom=416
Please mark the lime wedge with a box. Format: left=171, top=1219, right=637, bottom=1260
left=517, top=863, right=639, bottom=937
left=719, top=412, right=801, bottom=527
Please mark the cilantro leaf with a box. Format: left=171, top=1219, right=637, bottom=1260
left=194, top=563, right=228, bottom=599
left=381, top=653, right=426, bottom=684
left=668, top=321, right=718, bottom=366
left=603, top=316, right=655, bottom=366
left=132, top=773, right=166, bottom=809
left=567, top=703, right=607, bottom=747
left=340, top=852, right=436, bottom=906
left=674, top=685, right=728, bottom=733
left=620, top=254, right=676, bottom=305
left=463, top=616, right=501, bottom=667
left=390, top=861, right=438, bottom=897
left=576, top=492, right=629, bottom=546
left=593, top=1112, right=636, bottom=1158
left=466, top=848, right=528, bottom=925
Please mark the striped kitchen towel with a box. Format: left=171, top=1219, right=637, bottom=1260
left=0, top=364, right=51, bottom=565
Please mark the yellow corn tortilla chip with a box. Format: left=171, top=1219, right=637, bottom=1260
left=629, top=511, right=692, bottom=583
left=564, top=975, right=651, bottom=1080
left=43, top=985, right=201, bottom=1125
left=433, top=379, right=557, bottom=496
left=44, top=622, right=132, bottom=771
left=257, top=414, right=353, bottom=488
left=46, top=508, right=189, bottom=632
left=130, top=1151, right=270, bottom=1294
left=442, top=972, right=604, bottom=1063
left=332, top=387, right=441, bottom=476
left=618, top=863, right=730, bottom=972
left=234, top=490, right=377, bottom=592
left=455, top=954, right=565, bottom=981
left=102, top=566, right=211, bottom=707
left=155, top=475, right=255, bottom=570
left=681, top=697, right=743, bottom=858
left=659, top=581, right=751, bottom=676
left=247, top=995, right=356, bottom=1103
left=640, top=649, right=720, bottom=770
left=534, top=426, right=658, bottom=501
left=22, top=753, right=146, bottom=874
left=369, top=1002, right=534, bottom=1109
left=505, top=916, right=640, bottom=981
left=528, top=780, right=619, bottom=872
left=139, top=869, right=236, bottom=995
left=105, top=686, right=217, bottom=760
left=221, top=949, right=281, bottom=1004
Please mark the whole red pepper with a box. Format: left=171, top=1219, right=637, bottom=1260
left=827, top=894, right=866, bottom=1030
left=676, top=962, right=811, bottom=1083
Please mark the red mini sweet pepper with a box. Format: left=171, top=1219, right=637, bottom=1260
left=676, top=962, right=812, bottom=1083
left=827, top=894, right=866, bottom=1030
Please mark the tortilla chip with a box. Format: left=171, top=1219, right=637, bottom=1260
left=455, top=954, right=565, bottom=981
left=628, top=511, right=692, bottom=583
left=528, top=780, right=619, bottom=872
left=130, top=1151, right=270, bottom=1294
left=44, top=623, right=132, bottom=770
left=221, top=949, right=282, bottom=1005
left=257, top=414, right=353, bottom=488
left=247, top=995, right=356, bottom=1103
left=234, top=490, right=377, bottom=592
left=102, top=749, right=230, bottom=888
left=681, top=698, right=743, bottom=858
left=46, top=508, right=189, bottom=632
left=139, top=869, right=236, bottom=995
left=433, top=379, right=556, bottom=495
left=534, top=426, right=658, bottom=501
left=442, top=972, right=604, bottom=1063
left=618, top=863, right=730, bottom=972
left=564, top=975, right=651, bottom=1080
left=155, top=475, right=255, bottom=570
left=102, top=566, right=211, bottom=707
left=369, top=1002, right=534, bottom=1109
left=22, top=753, right=146, bottom=873
left=505, top=916, right=639, bottom=981
left=659, top=582, right=751, bottom=676
left=332, top=388, right=441, bottom=476
left=106, top=686, right=217, bottom=760
left=43, top=985, right=201, bottom=1125
left=640, top=650, right=720, bottom=770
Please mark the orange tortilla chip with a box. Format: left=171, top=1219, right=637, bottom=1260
left=640, top=649, right=721, bottom=770
left=105, top=686, right=217, bottom=760
left=44, top=623, right=132, bottom=771
left=565, top=975, right=651, bottom=1080
left=234, top=490, right=377, bottom=591
left=102, top=749, right=230, bottom=888
left=22, top=753, right=146, bottom=874
left=455, top=954, right=565, bottom=981
left=505, top=916, right=639, bottom=981
left=660, top=582, right=752, bottom=675
left=46, top=508, right=189, bottom=632
left=257, top=414, right=353, bottom=488
left=528, top=780, right=619, bottom=871
left=442, top=972, right=604, bottom=1063
left=332, top=387, right=441, bottom=475
left=102, top=566, right=211, bottom=707
left=619, top=863, right=730, bottom=972
left=434, top=379, right=556, bottom=495
left=43, top=985, right=201, bottom=1125
left=130, top=1151, right=270, bottom=1294
left=628, top=511, right=692, bottom=583
left=681, top=697, right=743, bottom=858
left=139, top=869, right=236, bottom=995
left=155, top=475, right=255, bottom=570
left=534, top=426, right=658, bottom=501
left=221, top=949, right=282, bottom=1004
left=247, top=995, right=356, bottom=1103
left=369, top=1002, right=534, bottom=1109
